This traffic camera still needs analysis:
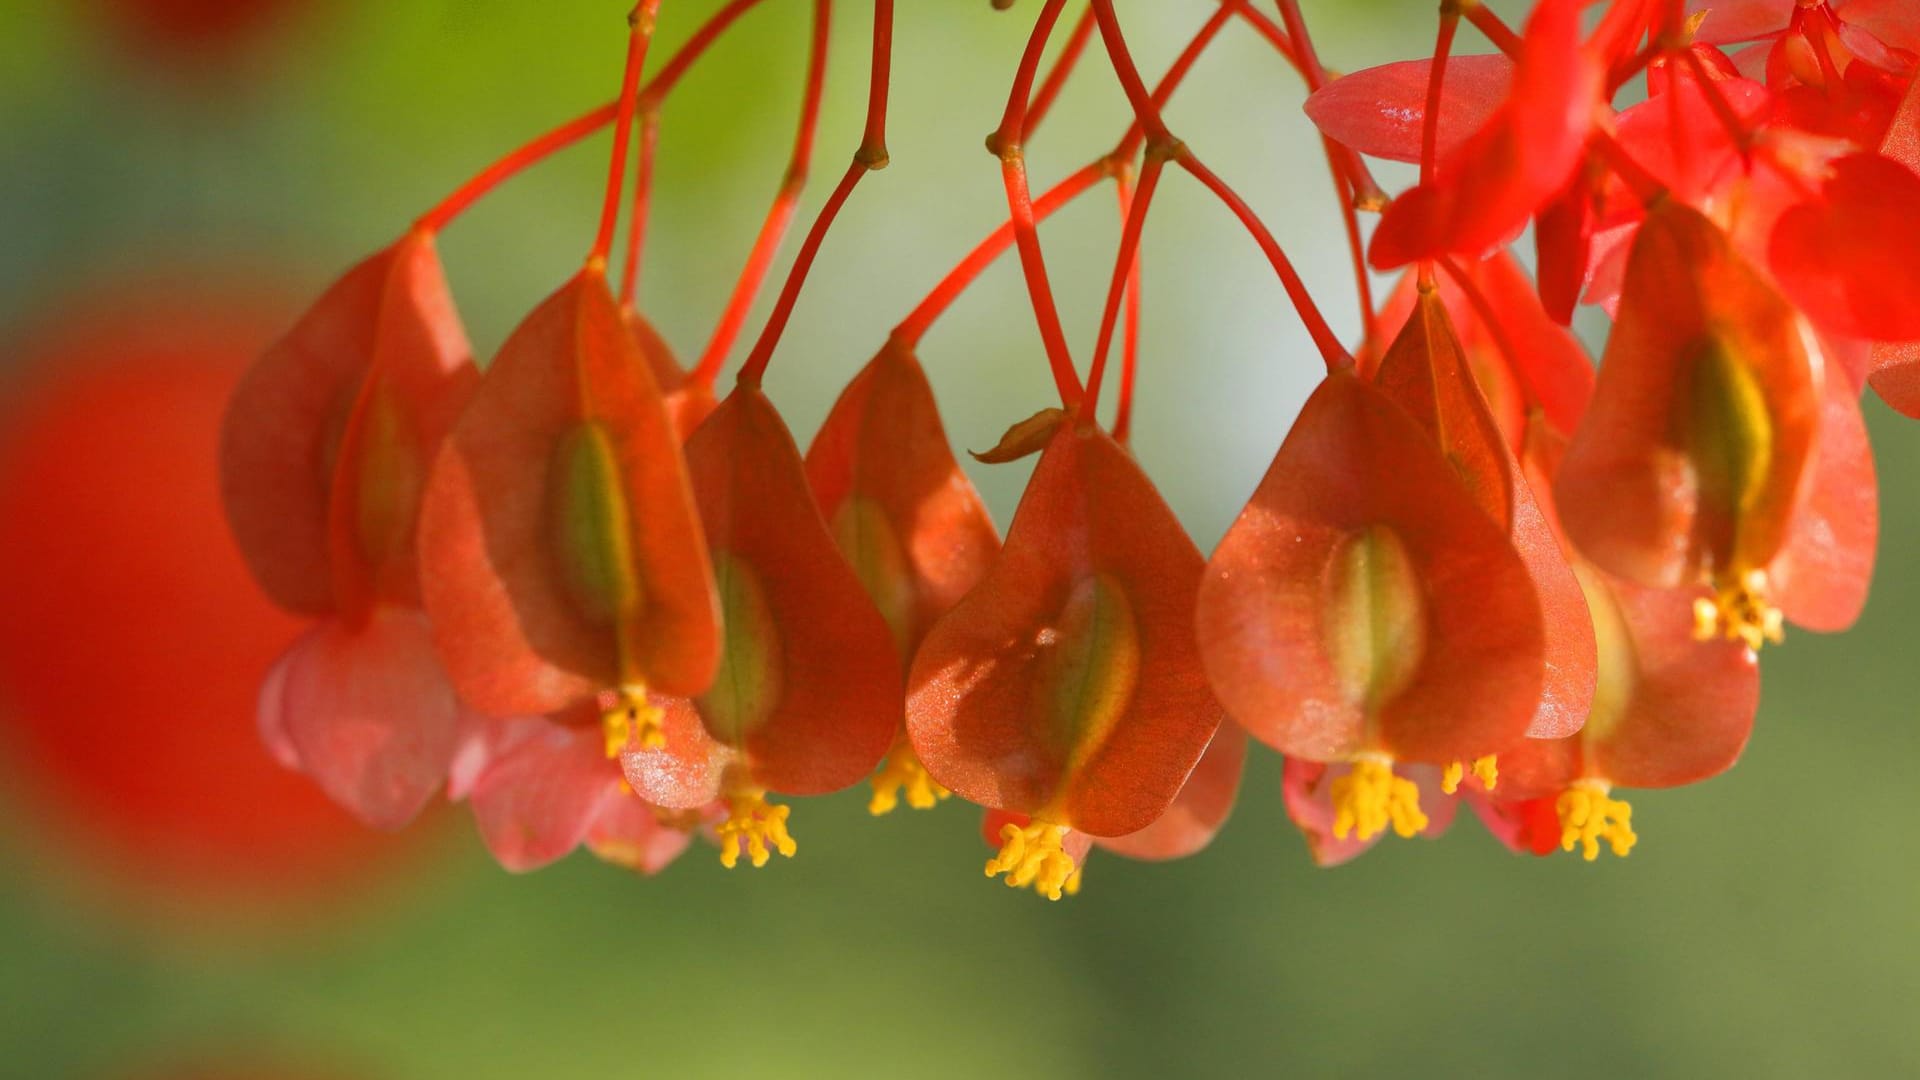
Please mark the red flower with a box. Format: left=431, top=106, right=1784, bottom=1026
left=222, top=233, right=479, bottom=828
left=907, top=417, right=1223, bottom=899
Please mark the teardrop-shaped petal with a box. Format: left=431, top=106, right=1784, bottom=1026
left=1197, top=371, right=1544, bottom=765
left=1557, top=201, right=1824, bottom=590
left=669, top=385, right=902, bottom=796
left=1868, top=339, right=1920, bottom=416
left=1369, top=0, right=1601, bottom=268
left=1372, top=293, right=1595, bottom=740
left=1771, top=152, right=1920, bottom=341
left=806, top=344, right=1001, bottom=654
left=418, top=270, right=720, bottom=717
left=1579, top=570, right=1759, bottom=789
left=1303, top=54, right=1512, bottom=164
left=467, top=717, right=620, bottom=873
left=272, top=605, right=462, bottom=830
left=1770, top=367, right=1877, bottom=631
left=1611, top=74, right=1769, bottom=206
left=619, top=695, right=730, bottom=809
left=221, top=233, right=475, bottom=616
left=908, top=421, right=1224, bottom=838
left=1094, top=723, right=1246, bottom=862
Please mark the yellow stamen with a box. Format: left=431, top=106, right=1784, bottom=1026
left=602, top=683, right=666, bottom=758
left=868, top=741, right=951, bottom=815
left=715, top=790, right=796, bottom=869
left=1556, top=780, right=1637, bottom=861
left=1437, top=755, right=1494, bottom=796
left=1330, top=755, right=1429, bottom=841
left=1693, top=568, right=1784, bottom=652
left=984, top=820, right=1080, bottom=901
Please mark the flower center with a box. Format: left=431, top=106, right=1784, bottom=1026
left=1330, top=755, right=1429, bottom=842
left=868, top=741, right=950, bottom=816
left=1693, top=567, right=1784, bottom=651
left=1556, top=780, right=1637, bottom=861
left=601, top=682, right=666, bottom=757
left=984, top=819, right=1082, bottom=901
left=716, top=790, right=797, bottom=870
left=1440, top=754, right=1499, bottom=795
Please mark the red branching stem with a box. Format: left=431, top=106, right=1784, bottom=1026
left=1179, top=150, right=1350, bottom=370
left=1272, top=0, right=1328, bottom=87
left=1027, top=4, right=1096, bottom=136
left=993, top=0, right=1074, bottom=152
left=990, top=0, right=1086, bottom=408
left=414, top=103, right=617, bottom=234
left=1422, top=11, right=1460, bottom=189
left=639, top=0, right=773, bottom=108
left=688, top=0, right=832, bottom=388
left=1113, top=176, right=1143, bottom=445
left=892, top=1, right=1265, bottom=355
left=736, top=0, right=894, bottom=388
left=891, top=161, right=1107, bottom=347
left=1325, top=136, right=1375, bottom=328
left=618, top=109, right=662, bottom=311
left=1220, top=0, right=1299, bottom=72
left=1093, top=0, right=1348, bottom=371
left=1461, top=1, right=1522, bottom=56
left=588, top=2, right=663, bottom=267
left=1112, top=1, right=1235, bottom=160
left=1086, top=154, right=1163, bottom=412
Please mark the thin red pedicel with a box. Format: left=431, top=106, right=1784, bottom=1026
left=734, top=1, right=894, bottom=389
left=687, top=0, right=831, bottom=388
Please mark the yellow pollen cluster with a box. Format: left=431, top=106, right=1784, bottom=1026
left=716, top=791, right=797, bottom=869
left=984, top=820, right=1082, bottom=901
left=1331, top=756, right=1429, bottom=842
left=1556, top=781, right=1637, bottom=861
left=868, top=742, right=951, bottom=816
left=602, top=683, right=666, bottom=758
left=1440, top=755, right=1499, bottom=796
left=1693, top=568, right=1784, bottom=651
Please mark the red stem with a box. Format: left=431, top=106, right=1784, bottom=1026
left=640, top=0, right=774, bottom=108
left=588, top=2, right=664, bottom=267
left=618, top=109, right=661, bottom=311
left=1113, top=1, right=1235, bottom=160
left=992, top=0, right=1074, bottom=152
left=1086, top=153, right=1163, bottom=411
left=1325, top=135, right=1374, bottom=329
left=736, top=0, right=894, bottom=388
left=415, top=102, right=617, bottom=234
left=890, top=161, right=1107, bottom=347
left=689, top=0, right=832, bottom=388
left=1421, top=12, right=1459, bottom=189
left=1094, top=0, right=1347, bottom=370
left=1462, top=2, right=1522, bottom=55
left=1113, top=176, right=1143, bottom=445
left=1027, top=4, right=1097, bottom=136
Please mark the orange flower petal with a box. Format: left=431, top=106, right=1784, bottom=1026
left=1196, top=371, right=1544, bottom=764
left=222, top=233, right=475, bottom=617
left=907, top=421, right=1223, bottom=838
left=1770, top=365, right=1877, bottom=631
left=1094, top=722, right=1245, bottom=862
left=418, top=269, right=719, bottom=716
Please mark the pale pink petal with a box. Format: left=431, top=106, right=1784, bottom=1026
left=446, top=711, right=546, bottom=803
left=256, top=645, right=301, bottom=771
left=585, top=794, right=696, bottom=876
left=278, top=605, right=462, bottom=829
left=468, top=719, right=621, bottom=873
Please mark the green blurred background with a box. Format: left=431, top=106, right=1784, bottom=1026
left=2, top=1, right=1917, bottom=1076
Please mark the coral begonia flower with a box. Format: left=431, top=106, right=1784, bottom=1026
left=805, top=343, right=1001, bottom=816
left=1368, top=0, right=1602, bottom=269
left=1866, top=76, right=1920, bottom=413
left=619, top=385, right=903, bottom=868
left=1282, top=758, right=1459, bottom=869
left=221, top=232, right=479, bottom=828
left=1771, top=152, right=1920, bottom=341
left=1196, top=370, right=1545, bottom=846
left=1556, top=200, right=1828, bottom=649
left=972, top=724, right=1244, bottom=898
left=906, top=417, right=1224, bottom=900
left=1370, top=289, right=1596, bottom=744
left=465, top=709, right=697, bottom=875
left=1476, top=564, right=1759, bottom=861
left=417, top=266, right=721, bottom=750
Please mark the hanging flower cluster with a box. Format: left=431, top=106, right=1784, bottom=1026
left=220, top=0, right=1914, bottom=897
